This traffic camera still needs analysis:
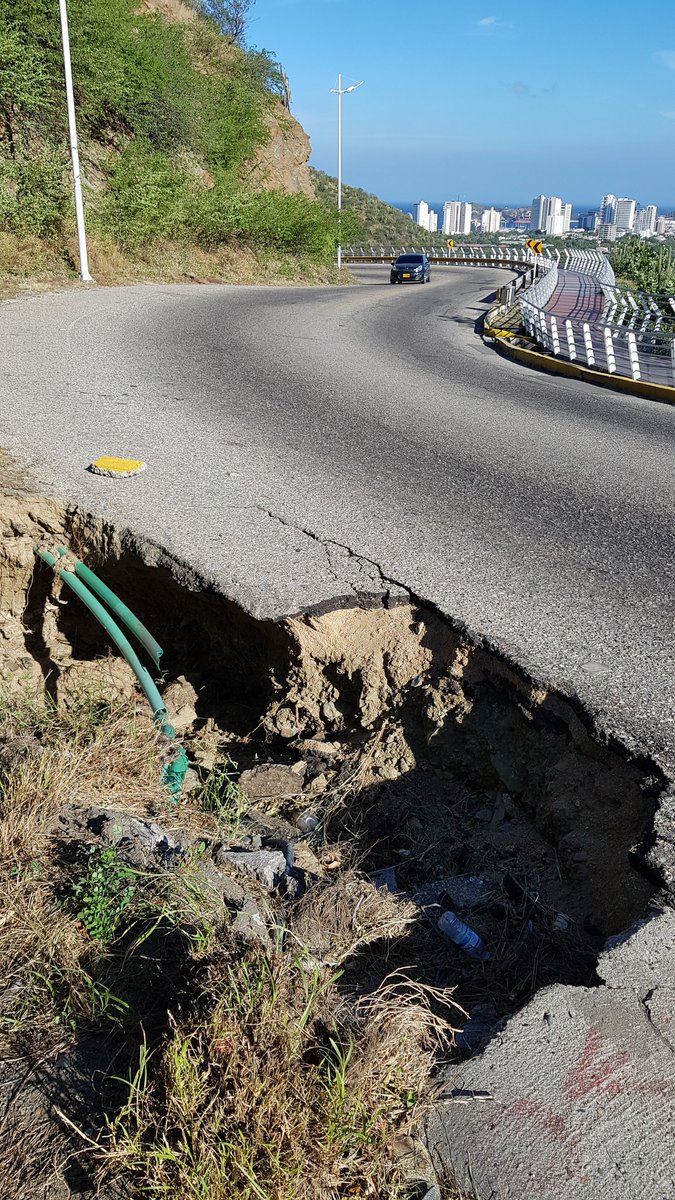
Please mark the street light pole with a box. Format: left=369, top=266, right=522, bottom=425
left=330, top=74, right=364, bottom=271
left=58, top=0, right=93, bottom=282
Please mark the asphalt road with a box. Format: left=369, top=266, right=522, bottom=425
left=0, top=265, right=673, bottom=771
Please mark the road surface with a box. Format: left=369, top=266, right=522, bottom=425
left=0, top=265, right=673, bottom=771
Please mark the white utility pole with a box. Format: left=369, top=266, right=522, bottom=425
left=58, top=0, right=93, bottom=282
left=330, top=74, right=364, bottom=270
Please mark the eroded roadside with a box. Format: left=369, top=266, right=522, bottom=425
left=1, top=465, right=674, bottom=1199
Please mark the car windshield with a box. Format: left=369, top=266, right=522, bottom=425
left=397, top=255, right=424, bottom=263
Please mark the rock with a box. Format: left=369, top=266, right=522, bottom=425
left=233, top=898, right=274, bottom=947
left=0, top=734, right=44, bottom=770
left=92, top=812, right=189, bottom=867
left=238, top=763, right=304, bottom=803
left=272, top=707, right=301, bottom=739
left=163, top=676, right=198, bottom=712
left=377, top=762, right=400, bottom=781
left=293, top=738, right=343, bottom=763
left=290, top=841, right=325, bottom=878
left=308, top=772, right=329, bottom=794
left=214, top=847, right=287, bottom=891
left=321, top=699, right=342, bottom=724
left=182, top=767, right=201, bottom=794
left=162, top=677, right=199, bottom=733
left=197, top=862, right=247, bottom=907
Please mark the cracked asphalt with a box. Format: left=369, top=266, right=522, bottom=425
left=0, top=264, right=673, bottom=772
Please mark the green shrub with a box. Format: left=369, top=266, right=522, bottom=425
left=96, top=142, right=192, bottom=249
left=0, top=147, right=68, bottom=236
left=610, top=237, right=675, bottom=293
left=193, top=183, right=355, bottom=259
left=0, top=0, right=342, bottom=266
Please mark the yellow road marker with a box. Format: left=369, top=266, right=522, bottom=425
left=89, top=456, right=146, bottom=477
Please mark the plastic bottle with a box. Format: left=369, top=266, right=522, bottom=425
left=438, top=911, right=490, bottom=961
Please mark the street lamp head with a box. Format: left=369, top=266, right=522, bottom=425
left=330, top=80, right=365, bottom=94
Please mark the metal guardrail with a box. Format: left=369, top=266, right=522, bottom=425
left=345, top=244, right=558, bottom=266
left=517, top=252, right=675, bottom=387
left=345, top=246, right=675, bottom=389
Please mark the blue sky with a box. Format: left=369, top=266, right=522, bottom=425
left=251, top=0, right=675, bottom=207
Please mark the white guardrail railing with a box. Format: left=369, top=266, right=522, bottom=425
left=516, top=252, right=675, bottom=388
left=345, top=246, right=675, bottom=389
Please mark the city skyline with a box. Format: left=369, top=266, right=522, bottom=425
left=253, top=0, right=675, bottom=205
left=405, top=191, right=674, bottom=239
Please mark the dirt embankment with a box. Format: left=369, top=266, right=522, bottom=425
left=2, top=486, right=670, bottom=945
left=1, top=465, right=673, bottom=1199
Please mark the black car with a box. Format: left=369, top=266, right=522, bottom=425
left=390, top=253, right=431, bottom=284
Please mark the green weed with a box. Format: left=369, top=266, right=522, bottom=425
left=71, top=846, right=137, bottom=944
left=198, top=753, right=248, bottom=832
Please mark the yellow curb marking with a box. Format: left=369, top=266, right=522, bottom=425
left=89, top=456, right=147, bottom=477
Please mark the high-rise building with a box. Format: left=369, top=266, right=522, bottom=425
left=532, top=195, right=571, bottom=234
left=636, top=205, right=658, bottom=235
left=578, top=212, right=598, bottom=232
left=531, top=195, right=548, bottom=230
left=597, top=223, right=618, bottom=243
left=599, top=194, right=617, bottom=224
left=442, top=201, right=472, bottom=235
left=544, top=197, right=565, bottom=237
left=414, top=201, right=429, bottom=230
left=615, top=198, right=636, bottom=231
left=481, top=207, right=501, bottom=233
left=428, top=209, right=439, bottom=233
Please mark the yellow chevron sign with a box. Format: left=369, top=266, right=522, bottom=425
left=447, top=239, right=455, bottom=248
left=526, top=239, right=544, bottom=254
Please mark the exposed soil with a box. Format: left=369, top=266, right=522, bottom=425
left=0, top=472, right=672, bottom=1198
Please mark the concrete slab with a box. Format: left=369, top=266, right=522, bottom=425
left=426, top=909, right=675, bottom=1199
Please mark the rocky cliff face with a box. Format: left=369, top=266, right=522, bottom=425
left=246, top=104, right=315, bottom=199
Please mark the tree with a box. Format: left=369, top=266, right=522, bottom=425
left=198, top=0, right=255, bottom=44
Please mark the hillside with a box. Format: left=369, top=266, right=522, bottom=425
left=0, top=0, right=344, bottom=291
left=311, top=168, right=450, bottom=250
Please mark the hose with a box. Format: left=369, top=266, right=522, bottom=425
left=54, top=548, right=164, bottom=668
left=34, top=548, right=188, bottom=797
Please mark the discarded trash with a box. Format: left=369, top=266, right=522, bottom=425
left=296, top=811, right=318, bottom=834
left=438, top=911, right=490, bottom=961
left=553, top=911, right=571, bottom=931
left=455, top=1003, right=497, bottom=1053
left=371, top=866, right=398, bottom=894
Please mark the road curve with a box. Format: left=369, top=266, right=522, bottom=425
left=0, top=266, right=673, bottom=771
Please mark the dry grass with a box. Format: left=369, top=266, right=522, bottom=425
left=103, top=944, right=462, bottom=1200
left=0, top=230, right=349, bottom=301
left=0, top=684, right=189, bottom=1042
left=292, top=869, right=421, bottom=967
left=0, top=679, right=470, bottom=1199
left=0, top=689, right=167, bottom=866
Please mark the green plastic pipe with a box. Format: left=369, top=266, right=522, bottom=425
left=55, top=547, right=163, bottom=669
left=35, top=548, right=174, bottom=737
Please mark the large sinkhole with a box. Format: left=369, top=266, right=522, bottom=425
left=1, top=495, right=670, bottom=1039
